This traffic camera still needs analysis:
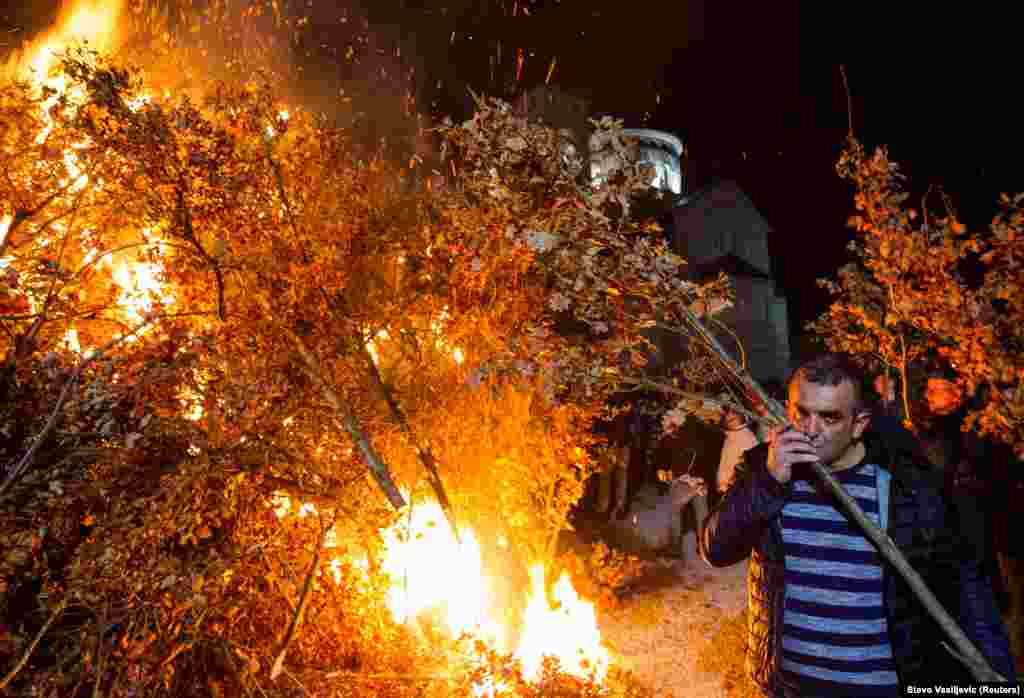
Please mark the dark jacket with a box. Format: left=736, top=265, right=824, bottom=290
left=920, top=410, right=1024, bottom=561
left=699, top=430, right=1015, bottom=696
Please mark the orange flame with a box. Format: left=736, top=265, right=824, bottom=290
left=380, top=500, right=503, bottom=646
left=378, top=499, right=609, bottom=683
left=269, top=495, right=610, bottom=684
left=16, top=0, right=125, bottom=85
left=516, top=564, right=609, bottom=681
left=112, top=259, right=174, bottom=326
left=10, top=0, right=173, bottom=354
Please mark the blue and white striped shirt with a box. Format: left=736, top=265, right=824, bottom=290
left=780, top=461, right=899, bottom=696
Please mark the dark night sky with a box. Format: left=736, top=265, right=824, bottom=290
left=4, top=1, right=1024, bottom=347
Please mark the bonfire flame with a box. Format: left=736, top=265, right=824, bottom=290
left=13, top=0, right=125, bottom=87
left=378, top=499, right=609, bottom=683
left=10, top=0, right=175, bottom=351
left=270, top=495, right=609, bottom=684
left=15, top=0, right=611, bottom=687
left=517, top=565, right=609, bottom=681
left=381, top=501, right=503, bottom=645
left=112, top=259, right=173, bottom=325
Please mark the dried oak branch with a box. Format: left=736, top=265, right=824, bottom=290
left=269, top=514, right=334, bottom=681
left=248, top=287, right=406, bottom=510
left=175, top=184, right=226, bottom=321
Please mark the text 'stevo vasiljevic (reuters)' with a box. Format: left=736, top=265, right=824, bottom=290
left=903, top=683, right=1023, bottom=696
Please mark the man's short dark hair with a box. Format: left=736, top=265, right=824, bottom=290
left=788, top=353, right=868, bottom=411
left=926, top=364, right=958, bottom=382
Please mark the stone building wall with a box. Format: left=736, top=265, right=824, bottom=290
left=670, top=179, right=792, bottom=383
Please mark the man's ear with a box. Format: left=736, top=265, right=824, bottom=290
left=785, top=400, right=798, bottom=422
left=852, top=408, right=871, bottom=440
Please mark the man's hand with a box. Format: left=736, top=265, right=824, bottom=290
left=722, top=407, right=749, bottom=431
left=767, top=426, right=819, bottom=484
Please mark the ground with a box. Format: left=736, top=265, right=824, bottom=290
left=597, top=558, right=751, bottom=698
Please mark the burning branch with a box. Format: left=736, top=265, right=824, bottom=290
left=290, top=327, right=407, bottom=510
left=0, top=178, right=83, bottom=259
left=359, top=337, right=461, bottom=543
left=174, top=185, right=226, bottom=321
left=247, top=284, right=406, bottom=510
left=314, top=286, right=457, bottom=529
left=253, top=133, right=413, bottom=511
left=679, top=303, right=1006, bottom=683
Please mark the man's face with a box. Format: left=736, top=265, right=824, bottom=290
left=926, top=377, right=962, bottom=416
left=787, top=378, right=870, bottom=467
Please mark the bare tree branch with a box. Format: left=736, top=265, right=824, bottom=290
left=0, top=171, right=86, bottom=258
left=246, top=285, right=406, bottom=510
left=622, top=377, right=761, bottom=426
left=0, top=598, right=67, bottom=690
left=269, top=514, right=334, bottom=681
left=320, top=283, right=458, bottom=538
left=839, top=64, right=854, bottom=137
left=288, top=331, right=406, bottom=510
left=175, top=184, right=226, bottom=321
left=359, top=338, right=461, bottom=543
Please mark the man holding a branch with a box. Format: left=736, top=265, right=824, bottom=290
left=700, top=353, right=1014, bottom=697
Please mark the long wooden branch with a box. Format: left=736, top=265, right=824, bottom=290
left=359, top=340, right=460, bottom=543
left=678, top=303, right=1004, bottom=683
left=287, top=331, right=406, bottom=510
left=175, top=184, right=226, bottom=321
left=621, top=378, right=762, bottom=426
left=38, top=184, right=90, bottom=337
left=0, top=599, right=67, bottom=689
left=269, top=516, right=333, bottom=681
left=0, top=173, right=83, bottom=259
left=252, top=145, right=407, bottom=508
left=269, top=318, right=406, bottom=513
left=244, top=281, right=405, bottom=510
